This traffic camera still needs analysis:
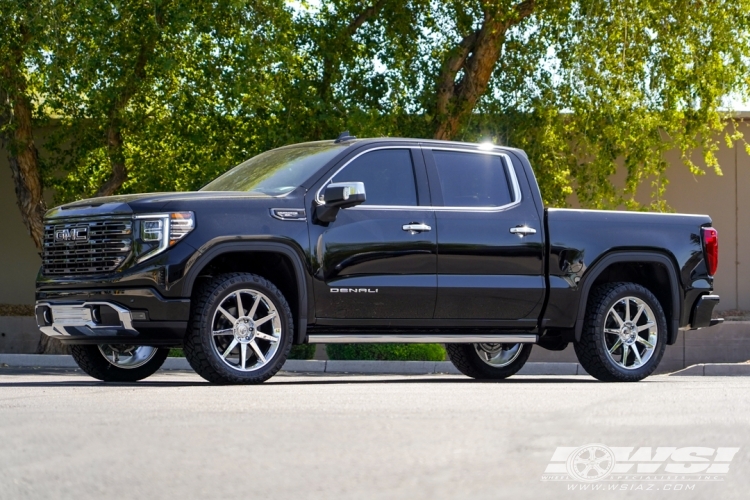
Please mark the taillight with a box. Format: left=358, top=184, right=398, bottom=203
left=701, top=227, right=718, bottom=276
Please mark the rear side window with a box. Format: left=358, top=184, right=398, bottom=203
left=330, top=149, right=418, bottom=206
left=432, top=151, right=515, bottom=207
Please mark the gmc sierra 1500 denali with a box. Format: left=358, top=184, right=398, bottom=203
left=35, top=134, right=723, bottom=384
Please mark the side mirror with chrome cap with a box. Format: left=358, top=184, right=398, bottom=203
left=315, top=182, right=366, bottom=223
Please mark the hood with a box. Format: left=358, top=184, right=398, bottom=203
left=44, top=191, right=301, bottom=220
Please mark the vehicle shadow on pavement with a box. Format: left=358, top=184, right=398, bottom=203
left=0, top=369, right=603, bottom=387
left=267, top=377, right=602, bottom=386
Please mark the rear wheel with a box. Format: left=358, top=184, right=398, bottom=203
left=574, top=282, right=667, bottom=382
left=447, top=343, right=532, bottom=379
left=70, top=344, right=169, bottom=382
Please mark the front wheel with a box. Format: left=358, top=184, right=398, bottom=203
left=70, top=345, right=169, bottom=382
left=183, top=273, right=293, bottom=384
left=574, top=282, right=667, bottom=382
left=447, top=343, right=532, bottom=379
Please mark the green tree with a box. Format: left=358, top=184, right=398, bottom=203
left=42, top=0, right=202, bottom=201
left=42, top=0, right=300, bottom=200
left=300, top=0, right=750, bottom=208
left=4, top=0, right=750, bottom=235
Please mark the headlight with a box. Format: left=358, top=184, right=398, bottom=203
left=133, top=212, right=195, bottom=263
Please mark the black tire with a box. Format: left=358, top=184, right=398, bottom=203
left=574, top=282, right=667, bottom=382
left=184, top=272, right=293, bottom=384
left=70, top=345, right=169, bottom=382
left=446, top=343, right=532, bottom=379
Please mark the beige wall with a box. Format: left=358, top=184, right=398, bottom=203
left=1, top=121, right=748, bottom=310
left=0, top=163, right=43, bottom=305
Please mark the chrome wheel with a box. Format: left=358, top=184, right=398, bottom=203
left=474, top=343, right=523, bottom=368
left=603, top=296, right=658, bottom=370
left=98, top=345, right=157, bottom=369
left=210, top=289, right=282, bottom=372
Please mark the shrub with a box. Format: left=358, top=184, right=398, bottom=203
left=326, top=343, right=446, bottom=361
left=169, top=345, right=317, bottom=359
left=288, top=344, right=317, bottom=360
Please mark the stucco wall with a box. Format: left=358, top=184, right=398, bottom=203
left=1, top=120, right=748, bottom=310
left=0, top=160, right=43, bottom=305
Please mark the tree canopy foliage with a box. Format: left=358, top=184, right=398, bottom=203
left=2, top=0, right=750, bottom=247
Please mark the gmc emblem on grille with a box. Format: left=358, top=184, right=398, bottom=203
left=54, top=226, right=89, bottom=243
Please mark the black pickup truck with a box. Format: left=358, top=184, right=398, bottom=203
left=35, top=134, right=722, bottom=383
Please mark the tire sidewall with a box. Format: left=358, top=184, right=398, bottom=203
left=71, top=345, right=169, bottom=382
left=196, top=274, right=293, bottom=382
left=452, top=343, right=533, bottom=379
left=592, top=285, right=667, bottom=380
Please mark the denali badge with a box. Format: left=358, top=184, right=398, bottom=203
left=330, top=288, right=378, bottom=293
left=54, top=226, right=89, bottom=243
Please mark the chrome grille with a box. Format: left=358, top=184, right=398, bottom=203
left=43, top=217, right=133, bottom=275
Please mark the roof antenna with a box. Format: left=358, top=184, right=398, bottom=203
left=334, top=130, right=356, bottom=143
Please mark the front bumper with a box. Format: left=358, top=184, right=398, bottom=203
left=35, top=288, right=190, bottom=346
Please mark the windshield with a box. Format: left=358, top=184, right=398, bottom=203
left=200, top=143, right=346, bottom=195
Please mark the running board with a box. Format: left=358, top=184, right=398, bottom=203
left=307, top=334, right=538, bottom=344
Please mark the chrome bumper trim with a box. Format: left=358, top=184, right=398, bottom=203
left=36, top=301, right=136, bottom=337
left=307, top=334, right=538, bottom=344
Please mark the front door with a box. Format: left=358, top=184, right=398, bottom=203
left=424, top=148, right=545, bottom=327
left=310, top=147, right=437, bottom=320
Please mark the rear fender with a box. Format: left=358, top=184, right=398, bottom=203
left=574, top=252, right=681, bottom=345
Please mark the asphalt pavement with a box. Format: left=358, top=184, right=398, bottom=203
left=1, top=368, right=749, bottom=500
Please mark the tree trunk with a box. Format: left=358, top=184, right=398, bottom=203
left=94, top=123, right=127, bottom=197
left=1, top=74, right=46, bottom=250
left=433, top=0, right=536, bottom=140
left=93, top=17, right=163, bottom=198
left=1, top=24, right=65, bottom=354
left=5, top=99, right=46, bottom=249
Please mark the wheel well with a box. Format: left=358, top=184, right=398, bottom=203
left=588, top=261, right=674, bottom=331
left=192, top=251, right=301, bottom=343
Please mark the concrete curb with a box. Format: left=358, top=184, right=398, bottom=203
left=668, top=363, right=750, bottom=376
left=0, top=354, right=590, bottom=376
left=8, top=354, right=748, bottom=376
left=0, top=354, right=78, bottom=368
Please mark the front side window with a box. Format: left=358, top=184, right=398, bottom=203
left=329, top=149, right=418, bottom=206
left=432, top=151, right=515, bottom=207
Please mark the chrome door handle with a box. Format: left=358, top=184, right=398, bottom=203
left=510, top=225, right=537, bottom=236
left=402, top=223, right=432, bottom=233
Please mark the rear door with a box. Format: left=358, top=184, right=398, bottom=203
left=309, top=147, right=437, bottom=321
left=424, top=148, right=545, bottom=327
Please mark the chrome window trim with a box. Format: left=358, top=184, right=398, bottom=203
left=313, top=146, right=522, bottom=212
left=428, top=147, right=522, bottom=212
left=314, top=146, right=420, bottom=208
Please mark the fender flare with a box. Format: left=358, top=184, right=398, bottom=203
left=182, top=239, right=312, bottom=344
left=573, top=251, right=681, bottom=345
